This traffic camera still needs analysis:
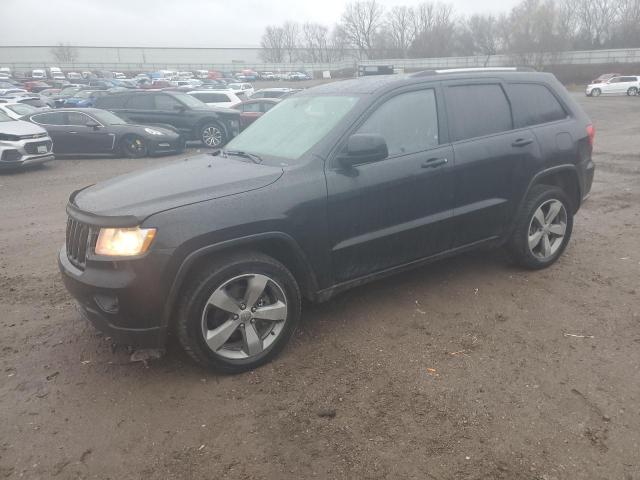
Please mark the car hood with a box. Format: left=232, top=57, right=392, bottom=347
left=0, top=119, right=46, bottom=136
left=71, top=153, right=284, bottom=222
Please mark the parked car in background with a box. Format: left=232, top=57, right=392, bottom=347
left=51, top=86, right=86, bottom=107
left=1, top=94, right=54, bottom=109
left=25, top=108, right=183, bottom=158
left=0, top=111, right=54, bottom=170
left=67, top=72, right=83, bottom=81
left=590, top=73, right=621, bottom=84
left=188, top=90, right=242, bottom=108
left=195, top=70, right=209, bottom=80
left=31, top=69, right=47, bottom=80
left=259, top=72, right=276, bottom=80
left=0, top=85, right=28, bottom=96
left=94, top=90, right=240, bottom=147
left=236, top=70, right=259, bottom=81
left=232, top=98, right=280, bottom=130
left=113, top=72, right=127, bottom=80
left=175, top=79, right=203, bottom=90
left=0, top=102, right=41, bottom=120
left=200, top=79, right=228, bottom=88
left=227, top=82, right=254, bottom=98
left=586, top=75, right=639, bottom=96
left=39, top=88, right=62, bottom=97
left=62, top=89, right=111, bottom=108
left=24, top=81, right=51, bottom=93
left=287, top=72, right=311, bottom=81
left=0, top=67, right=11, bottom=77
left=250, top=88, right=298, bottom=99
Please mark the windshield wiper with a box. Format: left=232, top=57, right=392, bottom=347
left=223, top=149, right=263, bottom=164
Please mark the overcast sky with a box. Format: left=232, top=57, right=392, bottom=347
left=3, top=0, right=519, bottom=48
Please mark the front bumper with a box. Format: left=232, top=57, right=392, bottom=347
left=148, top=135, right=184, bottom=155
left=0, top=137, right=54, bottom=169
left=58, top=246, right=170, bottom=348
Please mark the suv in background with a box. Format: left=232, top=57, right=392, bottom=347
left=188, top=90, right=242, bottom=108
left=95, top=90, right=240, bottom=147
left=586, top=75, right=639, bottom=96
left=60, top=69, right=594, bottom=373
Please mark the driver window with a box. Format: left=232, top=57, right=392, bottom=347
left=154, top=94, right=182, bottom=110
left=356, top=89, right=439, bottom=157
left=67, top=112, right=94, bottom=126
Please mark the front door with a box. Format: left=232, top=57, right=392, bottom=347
left=64, top=111, right=114, bottom=154
left=325, top=87, right=455, bottom=282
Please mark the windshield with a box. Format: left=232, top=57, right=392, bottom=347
left=92, top=110, right=127, bottom=125
left=225, top=95, right=359, bottom=163
left=172, top=92, right=206, bottom=108
left=0, top=111, right=13, bottom=122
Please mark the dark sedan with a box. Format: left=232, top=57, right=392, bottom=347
left=23, top=108, right=184, bottom=158
left=232, top=98, right=280, bottom=130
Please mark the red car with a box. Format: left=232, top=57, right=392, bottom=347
left=23, top=81, right=52, bottom=93
left=232, top=98, right=280, bottom=130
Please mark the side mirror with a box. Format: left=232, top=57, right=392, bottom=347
left=86, top=122, right=100, bottom=130
left=339, top=133, right=388, bottom=167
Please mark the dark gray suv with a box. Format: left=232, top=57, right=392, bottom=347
left=59, top=69, right=595, bottom=373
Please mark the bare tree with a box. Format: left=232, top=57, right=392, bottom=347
left=386, top=6, right=415, bottom=58
left=282, top=21, right=300, bottom=63
left=410, top=2, right=456, bottom=57
left=575, top=0, right=619, bottom=47
left=260, top=26, right=285, bottom=62
left=341, top=0, right=385, bottom=58
left=302, top=23, right=331, bottom=62
left=50, top=43, right=79, bottom=63
left=614, top=0, right=640, bottom=46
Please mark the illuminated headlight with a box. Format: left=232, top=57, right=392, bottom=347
left=144, top=128, right=164, bottom=136
left=95, top=227, right=156, bottom=257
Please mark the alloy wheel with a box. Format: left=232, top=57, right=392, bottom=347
left=201, top=274, right=288, bottom=359
left=202, top=126, right=223, bottom=147
left=527, top=199, right=567, bottom=260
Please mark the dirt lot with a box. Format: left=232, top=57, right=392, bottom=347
left=1, top=93, right=639, bottom=480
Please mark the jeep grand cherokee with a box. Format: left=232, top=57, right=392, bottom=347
left=60, top=69, right=595, bottom=373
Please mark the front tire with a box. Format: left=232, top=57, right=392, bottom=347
left=507, top=185, right=574, bottom=270
left=200, top=122, right=226, bottom=148
left=627, top=87, right=638, bottom=96
left=176, top=252, right=301, bottom=373
left=121, top=135, right=148, bottom=158
left=591, top=88, right=601, bottom=97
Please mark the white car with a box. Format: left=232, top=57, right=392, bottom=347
left=586, top=75, right=639, bottom=96
left=0, top=102, right=41, bottom=120
left=227, top=82, right=254, bottom=98
left=112, top=72, right=127, bottom=79
left=0, top=111, right=54, bottom=170
left=188, top=90, right=242, bottom=108
left=32, top=69, right=46, bottom=80
left=67, top=72, right=83, bottom=81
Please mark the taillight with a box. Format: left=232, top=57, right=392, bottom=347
left=586, top=124, right=595, bottom=147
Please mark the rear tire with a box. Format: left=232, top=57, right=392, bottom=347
left=507, top=185, right=574, bottom=270
left=176, top=252, right=301, bottom=373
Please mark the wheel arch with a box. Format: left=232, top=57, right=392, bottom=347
left=161, top=232, right=319, bottom=328
left=197, top=117, right=227, bottom=138
left=523, top=165, right=581, bottom=214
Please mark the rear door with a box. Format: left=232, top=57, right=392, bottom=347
left=121, top=93, right=156, bottom=124
left=30, top=111, right=68, bottom=153
left=325, top=86, right=455, bottom=282
left=444, top=81, right=542, bottom=247
left=152, top=93, right=190, bottom=134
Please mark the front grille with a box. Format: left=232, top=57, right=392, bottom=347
left=66, top=217, right=96, bottom=269
left=24, top=140, right=52, bottom=155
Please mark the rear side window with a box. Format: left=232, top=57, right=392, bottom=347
left=154, top=94, right=181, bottom=110
left=95, top=95, right=127, bottom=109
left=509, top=83, right=567, bottom=127
left=31, top=112, right=66, bottom=125
left=242, top=102, right=261, bottom=112
left=356, top=89, right=439, bottom=157
left=126, top=94, right=154, bottom=109
left=192, top=93, right=230, bottom=103
left=446, top=84, right=512, bottom=141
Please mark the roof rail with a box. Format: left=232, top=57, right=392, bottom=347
left=410, top=66, right=537, bottom=77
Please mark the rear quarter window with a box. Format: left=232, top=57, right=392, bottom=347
left=508, top=83, right=567, bottom=127
left=446, top=84, right=513, bottom=141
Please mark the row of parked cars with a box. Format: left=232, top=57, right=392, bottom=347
left=0, top=87, right=300, bottom=170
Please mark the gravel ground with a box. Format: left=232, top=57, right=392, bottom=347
left=0, top=93, right=639, bottom=480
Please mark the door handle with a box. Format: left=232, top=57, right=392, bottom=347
left=511, top=138, right=533, bottom=147
left=68, top=131, right=78, bottom=134
left=421, top=157, right=448, bottom=168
